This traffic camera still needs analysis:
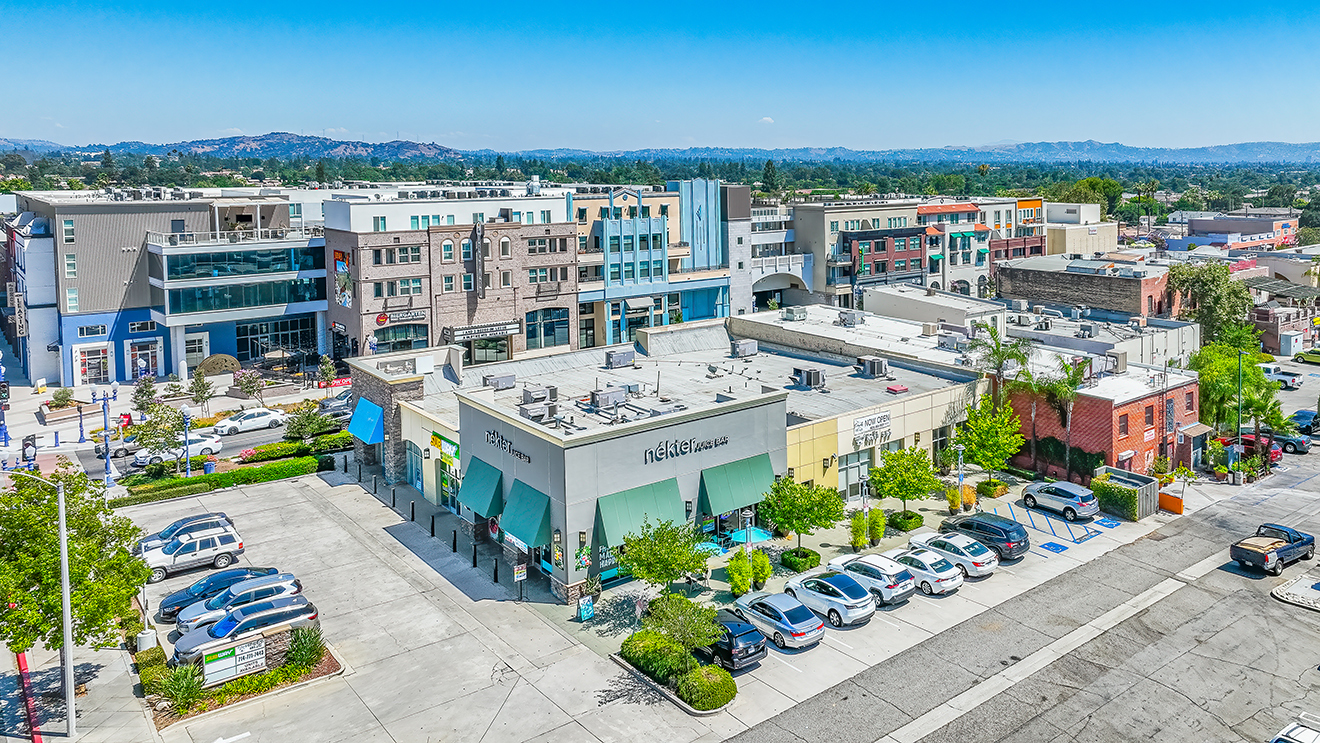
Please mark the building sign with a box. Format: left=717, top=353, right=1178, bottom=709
left=487, top=429, right=531, bottom=463
left=334, top=250, right=353, bottom=308
left=432, top=432, right=460, bottom=467
left=1144, top=429, right=1156, bottom=442
left=4, top=282, right=12, bottom=307
left=331, top=321, right=347, bottom=334
left=12, top=292, right=25, bottom=338
left=444, top=320, right=522, bottom=343
left=577, top=594, right=594, bottom=621
left=643, top=435, right=730, bottom=464
left=317, top=377, right=352, bottom=389
left=202, top=637, right=266, bottom=687
left=505, top=532, right=528, bottom=552
left=514, top=564, right=527, bottom=582
left=376, top=310, right=426, bottom=326
left=852, top=411, right=891, bottom=439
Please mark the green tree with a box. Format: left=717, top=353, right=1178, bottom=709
left=965, top=320, right=1033, bottom=411
left=1046, top=356, right=1090, bottom=481
left=641, top=594, right=724, bottom=653
left=1008, top=366, right=1055, bottom=473
left=131, top=374, right=158, bottom=415
left=100, top=149, right=116, bottom=180
left=132, top=403, right=185, bottom=466
left=1241, top=382, right=1290, bottom=474
left=187, top=371, right=214, bottom=414
left=315, top=160, right=327, bottom=182
left=495, top=155, right=506, bottom=176
left=1298, top=227, right=1320, bottom=249
left=0, top=177, right=32, bottom=194
left=868, top=446, right=943, bottom=513
left=232, top=369, right=266, bottom=405
left=285, top=401, right=334, bottom=441
left=318, top=355, right=338, bottom=396
left=1189, top=343, right=1267, bottom=430
left=954, top=394, right=1025, bottom=482
left=761, top=160, right=780, bottom=192
left=615, top=518, right=708, bottom=594
left=1167, top=262, right=1253, bottom=343
left=0, top=460, right=149, bottom=652
left=756, top=477, right=845, bottom=550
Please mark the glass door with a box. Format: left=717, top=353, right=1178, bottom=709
left=79, top=348, right=110, bottom=385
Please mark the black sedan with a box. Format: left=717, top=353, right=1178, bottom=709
left=1289, top=410, right=1318, bottom=436
left=157, top=567, right=279, bottom=621
left=695, top=610, right=767, bottom=671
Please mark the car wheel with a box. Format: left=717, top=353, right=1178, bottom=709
left=773, top=632, right=786, bottom=649
left=1024, top=494, right=1037, bottom=508
left=114, top=448, right=127, bottom=458
left=1296, top=355, right=1307, bottom=364
left=1308, top=546, right=1316, bottom=560
left=1286, top=443, right=1297, bottom=453
left=1236, top=559, right=1247, bottom=569
left=269, top=421, right=279, bottom=429
left=1063, top=508, right=1077, bottom=522
left=149, top=567, right=167, bottom=584
left=920, top=582, right=933, bottom=595
left=1270, top=562, right=1284, bottom=576
left=957, top=564, right=969, bottom=578
left=784, top=588, right=796, bottom=598
left=199, top=448, right=213, bottom=456
left=828, top=610, right=843, bottom=627
left=149, top=456, right=163, bottom=465
left=213, top=554, right=233, bottom=569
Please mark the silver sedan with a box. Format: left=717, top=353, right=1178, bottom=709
left=733, top=591, right=826, bottom=649
left=909, top=532, right=999, bottom=578
left=784, top=571, right=876, bottom=627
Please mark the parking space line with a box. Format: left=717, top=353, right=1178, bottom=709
left=769, top=653, right=803, bottom=672
left=824, top=635, right=854, bottom=650
left=870, top=614, right=902, bottom=629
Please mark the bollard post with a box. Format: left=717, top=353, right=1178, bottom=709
left=54, top=432, right=59, bottom=448
left=391, top=486, right=396, bottom=508
left=358, top=462, right=362, bottom=481
left=493, top=558, right=499, bottom=583
left=430, top=514, right=435, bottom=537
left=410, top=500, right=415, bottom=522
left=343, top=456, right=348, bottom=473
left=373, top=476, right=378, bottom=495
left=472, top=542, right=477, bottom=568
left=453, top=530, right=458, bottom=553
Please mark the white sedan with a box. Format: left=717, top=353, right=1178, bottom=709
left=909, top=532, right=999, bottom=578
left=214, top=408, right=286, bottom=435
left=881, top=548, right=965, bottom=595
left=133, top=434, right=224, bottom=466
left=783, top=571, right=875, bottom=627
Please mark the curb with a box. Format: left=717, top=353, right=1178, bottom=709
left=13, top=651, right=43, bottom=743
left=1271, top=574, right=1320, bottom=612
left=608, top=654, right=732, bottom=717
left=157, top=641, right=353, bottom=731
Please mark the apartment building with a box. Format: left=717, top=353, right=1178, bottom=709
left=1165, top=215, right=1299, bottom=251
left=917, top=202, right=990, bottom=296
left=976, top=196, right=1048, bottom=267
left=4, top=189, right=328, bottom=387
left=792, top=198, right=922, bottom=307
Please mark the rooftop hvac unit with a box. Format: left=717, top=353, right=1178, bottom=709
left=483, top=373, right=516, bottom=391
left=781, top=306, right=808, bottom=321
left=1016, top=314, right=1032, bottom=325
left=920, top=323, right=940, bottom=336
left=591, top=386, right=627, bottom=409
left=1036, top=318, right=1052, bottom=330
left=838, top=310, right=864, bottom=327
left=731, top=339, right=758, bottom=358
left=649, top=403, right=680, bottom=417
left=793, top=367, right=825, bottom=387
left=1106, top=350, right=1128, bottom=374
left=519, top=402, right=547, bottom=420
left=605, top=349, right=635, bottom=369
left=1011, top=299, right=1029, bottom=312
left=522, top=386, right=549, bottom=404
left=857, top=356, right=889, bottom=378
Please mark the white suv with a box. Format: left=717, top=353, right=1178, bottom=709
left=133, top=434, right=223, bottom=467
left=144, top=526, right=245, bottom=583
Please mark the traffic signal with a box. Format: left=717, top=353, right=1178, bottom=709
left=0, top=381, right=10, bottom=401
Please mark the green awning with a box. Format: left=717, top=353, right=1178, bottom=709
left=596, top=479, right=685, bottom=547
left=457, top=456, right=504, bottom=519
left=927, top=251, right=943, bottom=259
left=976, top=247, right=990, bottom=254
left=699, top=453, right=775, bottom=516
left=500, top=480, right=552, bottom=549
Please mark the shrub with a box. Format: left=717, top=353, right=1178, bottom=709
left=241, top=440, right=309, bottom=463
left=309, top=430, right=353, bottom=453
left=780, top=547, right=821, bottom=573
left=944, top=487, right=961, bottom=511
left=1090, top=473, right=1139, bottom=521
left=961, top=487, right=977, bottom=509
left=750, top=550, right=772, bottom=585
left=641, top=594, right=724, bottom=652
left=50, top=388, right=75, bottom=409
left=113, top=457, right=321, bottom=506
left=976, top=479, right=1008, bottom=498
left=144, top=462, right=169, bottom=479
left=139, top=664, right=170, bottom=695
left=888, top=511, right=924, bottom=532
left=849, top=512, right=868, bottom=550
left=286, top=626, right=325, bottom=668
left=868, top=509, right=885, bottom=542
left=160, top=665, right=205, bottom=714
left=675, top=665, right=737, bottom=711
left=135, top=645, right=166, bottom=670
left=620, top=629, right=695, bottom=684
left=211, top=663, right=306, bottom=698
left=316, top=455, right=338, bottom=472
left=726, top=550, right=752, bottom=596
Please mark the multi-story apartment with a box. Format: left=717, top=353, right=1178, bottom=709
left=976, top=196, right=1048, bottom=267
left=792, top=198, right=921, bottom=307
left=916, top=202, right=989, bottom=296
left=4, top=189, right=328, bottom=387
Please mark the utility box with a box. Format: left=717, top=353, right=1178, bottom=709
left=1280, top=331, right=1304, bottom=357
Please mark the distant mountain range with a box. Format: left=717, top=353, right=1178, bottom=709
left=10, top=132, right=1320, bottom=164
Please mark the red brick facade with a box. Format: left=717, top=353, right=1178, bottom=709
left=1009, top=379, right=1200, bottom=480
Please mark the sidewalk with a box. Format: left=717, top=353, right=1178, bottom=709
left=1, top=651, right=28, bottom=743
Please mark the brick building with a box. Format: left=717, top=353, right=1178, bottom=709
left=996, top=255, right=1182, bottom=317
left=1007, top=359, right=1203, bottom=480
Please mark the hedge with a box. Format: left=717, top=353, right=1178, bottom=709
left=726, top=550, right=751, bottom=596
left=976, top=479, right=1008, bottom=498
left=675, top=665, right=737, bottom=710
left=112, top=457, right=322, bottom=507
left=620, top=630, right=695, bottom=684
left=781, top=547, right=821, bottom=573
left=241, top=432, right=353, bottom=463
left=1090, top=473, right=1139, bottom=521
left=135, top=646, right=166, bottom=670
left=139, top=664, right=170, bottom=695
left=888, top=511, right=924, bottom=532
left=309, top=431, right=353, bottom=454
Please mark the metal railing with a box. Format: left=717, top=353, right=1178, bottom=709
left=751, top=254, right=808, bottom=272
left=147, top=226, right=325, bottom=247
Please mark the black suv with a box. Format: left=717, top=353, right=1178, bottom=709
left=939, top=513, right=1030, bottom=560
left=157, top=567, right=280, bottom=622
left=695, top=610, right=767, bottom=671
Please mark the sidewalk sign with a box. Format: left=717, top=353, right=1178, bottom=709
left=34, top=378, right=46, bottom=394
left=513, top=564, right=527, bottom=582
left=577, top=594, right=594, bottom=621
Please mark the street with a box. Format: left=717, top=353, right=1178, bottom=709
left=74, top=424, right=309, bottom=477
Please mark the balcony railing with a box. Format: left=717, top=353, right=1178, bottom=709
left=147, top=226, right=325, bottom=247
left=751, top=254, right=808, bottom=273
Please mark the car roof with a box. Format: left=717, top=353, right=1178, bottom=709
left=955, top=512, right=1020, bottom=529
left=714, top=609, right=759, bottom=635
left=230, top=595, right=308, bottom=621
left=168, top=512, right=229, bottom=526
left=758, top=593, right=805, bottom=611
left=1292, top=410, right=1316, bottom=419
left=175, top=525, right=239, bottom=542
left=1048, top=481, right=1092, bottom=496
left=853, top=554, right=906, bottom=572
left=929, top=532, right=978, bottom=547
left=228, top=573, right=295, bottom=593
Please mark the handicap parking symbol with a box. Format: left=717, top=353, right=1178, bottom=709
left=1039, top=542, right=1069, bottom=553
left=1094, top=518, right=1121, bottom=528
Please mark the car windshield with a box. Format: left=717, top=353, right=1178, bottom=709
left=782, top=605, right=815, bottom=624
left=186, top=579, right=212, bottom=596
left=733, top=630, right=762, bottom=646
left=829, top=578, right=868, bottom=600
left=162, top=539, right=185, bottom=555
left=931, top=558, right=955, bottom=572
left=962, top=540, right=991, bottom=557
left=895, top=570, right=914, bottom=582
left=225, top=412, right=245, bottom=422
left=160, top=519, right=188, bottom=539
left=204, top=589, right=237, bottom=611
left=208, top=616, right=239, bottom=638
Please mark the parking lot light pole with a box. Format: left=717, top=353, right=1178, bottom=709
left=955, top=444, right=966, bottom=500
left=741, top=508, right=753, bottom=554
left=181, top=406, right=192, bottom=479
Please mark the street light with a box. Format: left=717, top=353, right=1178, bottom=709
left=4, top=469, right=76, bottom=737
left=111, top=380, right=120, bottom=402
left=181, top=406, right=192, bottom=478
left=741, top=507, right=753, bottom=555
left=98, top=389, right=115, bottom=489
left=955, top=443, right=966, bottom=503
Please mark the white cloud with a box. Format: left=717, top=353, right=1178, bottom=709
left=325, top=127, right=349, bottom=136
left=218, top=127, right=244, bottom=136
left=758, top=117, right=774, bottom=125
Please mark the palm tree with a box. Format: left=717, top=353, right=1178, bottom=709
left=966, top=321, right=1034, bottom=411
left=1008, top=366, right=1055, bottom=474
left=1047, top=356, right=1090, bottom=482
left=1241, top=382, right=1290, bottom=475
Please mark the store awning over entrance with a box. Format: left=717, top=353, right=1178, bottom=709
left=1180, top=422, right=1214, bottom=438
left=699, top=453, right=775, bottom=516
left=595, top=479, right=684, bottom=548
left=501, top=480, right=552, bottom=549
left=346, top=399, right=385, bottom=445
left=458, top=456, right=504, bottom=519
left=625, top=296, right=655, bottom=311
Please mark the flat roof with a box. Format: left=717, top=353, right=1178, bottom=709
left=863, top=284, right=1003, bottom=314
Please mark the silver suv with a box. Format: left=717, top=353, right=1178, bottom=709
left=144, top=526, right=245, bottom=583
left=175, top=573, right=303, bottom=633
left=171, top=596, right=320, bottom=666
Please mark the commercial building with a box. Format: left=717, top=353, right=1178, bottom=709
left=996, top=255, right=1181, bottom=318
left=4, top=189, right=328, bottom=387
left=918, top=202, right=991, bottom=296
left=861, top=284, right=1007, bottom=332
left=1000, top=305, right=1200, bottom=368
left=977, top=196, right=1048, bottom=268
left=1043, top=203, right=1119, bottom=258
left=743, top=199, right=811, bottom=312
left=791, top=198, right=922, bottom=307
left=1165, top=215, right=1299, bottom=252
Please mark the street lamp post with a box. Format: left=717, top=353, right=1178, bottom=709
left=741, top=507, right=753, bottom=555
left=955, top=443, right=966, bottom=499
left=111, top=381, right=119, bottom=402
left=77, top=404, right=85, bottom=444
left=100, top=391, right=115, bottom=488
left=181, top=406, right=192, bottom=478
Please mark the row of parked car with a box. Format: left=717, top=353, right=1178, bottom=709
left=136, top=512, right=320, bottom=667
left=703, top=513, right=1033, bottom=669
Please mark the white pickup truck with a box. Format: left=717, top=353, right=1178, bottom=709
left=1260, top=363, right=1304, bottom=390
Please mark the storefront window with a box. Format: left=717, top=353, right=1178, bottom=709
left=129, top=340, right=160, bottom=379
left=525, top=308, right=570, bottom=350
left=405, top=441, right=423, bottom=493
left=465, top=337, right=509, bottom=365
left=839, top=450, right=873, bottom=502
left=79, top=347, right=110, bottom=385
left=235, top=315, right=316, bottom=362
left=374, top=324, right=428, bottom=353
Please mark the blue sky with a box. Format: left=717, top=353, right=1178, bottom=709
left=6, top=1, right=1316, bottom=151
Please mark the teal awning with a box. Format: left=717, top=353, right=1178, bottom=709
left=927, top=251, right=943, bottom=259
left=347, top=399, right=385, bottom=445
left=501, top=480, right=552, bottom=549
left=699, top=454, right=775, bottom=516
left=595, top=479, right=685, bottom=547
left=976, top=247, right=990, bottom=254
left=457, top=456, right=504, bottom=519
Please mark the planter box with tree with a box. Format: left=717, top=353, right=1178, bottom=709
left=757, top=478, right=843, bottom=572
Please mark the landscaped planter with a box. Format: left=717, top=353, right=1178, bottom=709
left=227, top=381, right=297, bottom=400
left=37, top=403, right=92, bottom=425
left=608, top=655, right=734, bottom=716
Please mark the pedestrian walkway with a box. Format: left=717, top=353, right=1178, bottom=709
left=1, top=651, right=29, bottom=743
